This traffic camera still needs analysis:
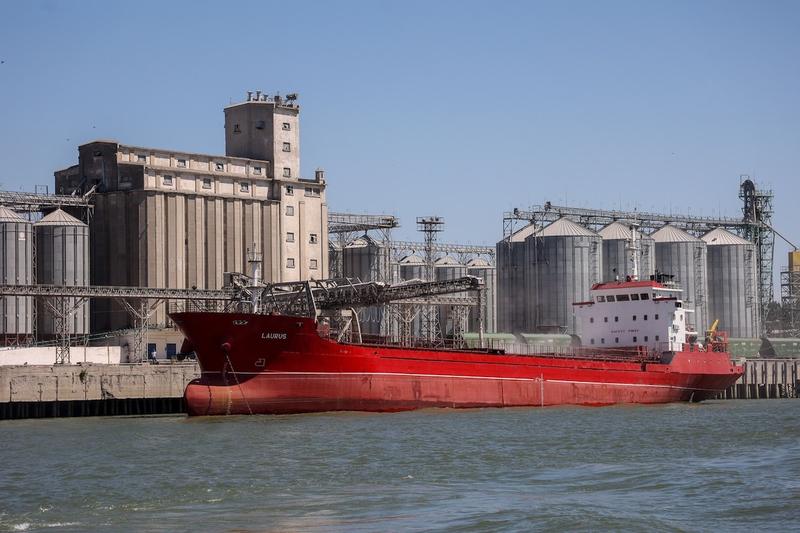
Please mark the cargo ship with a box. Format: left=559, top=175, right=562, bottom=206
left=171, top=277, right=743, bottom=416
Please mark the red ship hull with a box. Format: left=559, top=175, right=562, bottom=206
left=170, top=312, right=743, bottom=416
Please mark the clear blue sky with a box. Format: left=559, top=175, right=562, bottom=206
left=1, top=1, right=798, bottom=278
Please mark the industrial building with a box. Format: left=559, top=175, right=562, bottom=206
left=0, top=207, right=33, bottom=344
left=0, top=92, right=793, bottom=364
left=497, top=180, right=780, bottom=339
left=331, top=216, right=497, bottom=342
left=597, top=221, right=655, bottom=282
left=53, top=92, right=328, bottom=331
left=651, top=224, right=708, bottom=333
left=702, top=228, right=759, bottom=339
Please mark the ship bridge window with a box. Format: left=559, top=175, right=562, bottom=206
left=655, top=314, right=659, bottom=320
left=590, top=317, right=594, bottom=323
left=640, top=293, right=649, bottom=300
left=631, top=294, right=640, bottom=301
left=590, top=338, right=595, bottom=345
left=596, top=296, right=605, bottom=302
left=601, top=338, right=605, bottom=344
left=676, top=302, right=682, bottom=308
left=644, top=336, right=649, bottom=342
left=632, top=315, right=637, bottom=321
left=633, top=336, right=638, bottom=343
left=617, top=294, right=630, bottom=302
left=614, top=316, right=619, bottom=322
left=615, top=337, right=619, bottom=343
left=644, top=314, right=648, bottom=320
left=604, top=317, right=608, bottom=323
left=655, top=335, right=660, bottom=341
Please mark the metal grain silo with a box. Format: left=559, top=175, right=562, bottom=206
left=598, top=221, right=655, bottom=282
left=466, top=257, right=497, bottom=333
left=435, top=256, right=469, bottom=336
left=652, top=224, right=708, bottom=333
left=398, top=254, right=425, bottom=281
left=496, top=224, right=537, bottom=333
left=525, top=218, right=601, bottom=335
left=35, top=209, right=90, bottom=337
left=701, top=228, right=759, bottom=338
left=396, top=254, right=426, bottom=339
left=342, top=235, right=389, bottom=335
left=0, top=207, right=33, bottom=343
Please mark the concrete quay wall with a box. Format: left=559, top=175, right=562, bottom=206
left=722, top=358, right=800, bottom=400
left=0, top=363, right=199, bottom=419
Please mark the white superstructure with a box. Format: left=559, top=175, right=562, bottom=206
left=574, top=280, right=691, bottom=353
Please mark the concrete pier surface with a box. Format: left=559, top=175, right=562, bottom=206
left=0, top=358, right=797, bottom=419
left=0, top=362, right=199, bottom=419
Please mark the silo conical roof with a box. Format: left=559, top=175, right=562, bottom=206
left=434, top=256, right=461, bottom=266
left=651, top=224, right=699, bottom=243
left=536, top=217, right=597, bottom=237
left=598, top=221, right=632, bottom=240
left=0, top=206, right=27, bottom=223
left=399, top=254, right=424, bottom=264
left=507, top=223, right=538, bottom=242
left=466, top=257, right=493, bottom=268
left=701, top=228, right=753, bottom=246
left=34, top=208, right=86, bottom=227
left=346, top=235, right=382, bottom=248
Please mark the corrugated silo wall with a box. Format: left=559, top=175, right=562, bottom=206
left=342, top=243, right=389, bottom=336
left=640, top=238, right=656, bottom=280
left=601, top=238, right=656, bottom=283
left=496, top=241, right=528, bottom=334
left=525, top=234, right=601, bottom=335
left=91, top=191, right=283, bottom=333
left=654, top=241, right=708, bottom=332
left=36, top=223, right=90, bottom=337
left=0, top=218, right=33, bottom=342
left=706, top=243, right=759, bottom=338
left=435, top=263, right=469, bottom=336
left=601, top=239, right=625, bottom=283
left=467, top=266, right=497, bottom=333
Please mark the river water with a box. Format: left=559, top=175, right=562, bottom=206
left=1, top=400, right=799, bottom=532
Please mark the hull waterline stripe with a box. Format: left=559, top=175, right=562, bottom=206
left=199, top=370, right=724, bottom=392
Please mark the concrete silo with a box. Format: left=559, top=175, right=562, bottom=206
left=434, top=256, right=468, bottom=336
left=701, top=228, right=759, bottom=338
left=525, top=217, right=601, bottom=335
left=597, top=221, right=655, bottom=282
left=496, top=223, right=537, bottom=333
left=466, top=257, right=497, bottom=333
left=0, top=207, right=33, bottom=344
left=652, top=224, right=708, bottom=333
left=35, top=209, right=90, bottom=337
left=341, top=235, right=389, bottom=335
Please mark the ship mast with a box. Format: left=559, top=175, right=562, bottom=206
left=627, top=222, right=640, bottom=281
